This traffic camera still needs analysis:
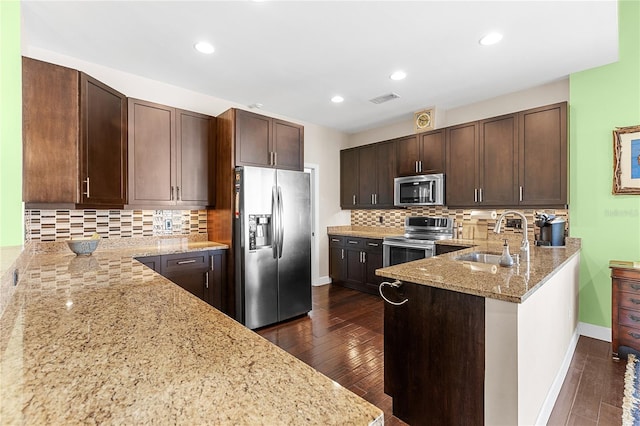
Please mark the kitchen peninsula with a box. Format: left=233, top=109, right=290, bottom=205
left=376, top=237, right=581, bottom=425
left=0, top=239, right=382, bottom=425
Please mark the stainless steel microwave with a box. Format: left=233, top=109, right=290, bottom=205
left=394, top=173, right=444, bottom=207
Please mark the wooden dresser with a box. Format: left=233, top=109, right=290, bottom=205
left=611, top=260, right=640, bottom=359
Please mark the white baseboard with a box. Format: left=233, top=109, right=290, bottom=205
left=313, top=276, right=331, bottom=286
left=535, top=328, right=580, bottom=425
left=578, top=322, right=611, bottom=342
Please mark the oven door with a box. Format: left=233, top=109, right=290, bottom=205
left=383, top=241, right=434, bottom=267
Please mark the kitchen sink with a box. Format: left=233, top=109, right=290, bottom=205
left=454, top=251, right=503, bottom=265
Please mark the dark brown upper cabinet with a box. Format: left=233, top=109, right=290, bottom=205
left=358, top=141, right=396, bottom=208
left=22, top=57, right=127, bottom=208
left=340, top=147, right=359, bottom=208
left=445, top=103, right=567, bottom=208
left=127, top=98, right=214, bottom=209
left=341, top=140, right=396, bottom=209
left=234, top=109, right=304, bottom=171
left=477, top=114, right=519, bottom=206
left=518, top=102, right=567, bottom=207
left=445, top=122, right=479, bottom=207
left=397, top=130, right=445, bottom=176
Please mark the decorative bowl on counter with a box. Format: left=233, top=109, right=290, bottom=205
left=66, top=234, right=101, bottom=256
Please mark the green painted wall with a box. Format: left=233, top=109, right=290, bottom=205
left=0, top=0, right=23, bottom=246
left=569, top=0, right=640, bottom=327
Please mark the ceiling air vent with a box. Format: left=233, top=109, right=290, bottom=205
left=369, top=92, right=400, bottom=104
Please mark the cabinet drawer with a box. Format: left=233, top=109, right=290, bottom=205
left=619, top=279, right=640, bottom=294
left=161, top=251, right=209, bottom=274
left=619, top=307, right=640, bottom=328
left=612, top=268, right=640, bottom=281
left=618, top=325, right=640, bottom=350
left=329, top=235, right=345, bottom=247
left=364, top=239, right=383, bottom=254
left=619, top=291, right=640, bottom=310
left=344, top=238, right=364, bottom=248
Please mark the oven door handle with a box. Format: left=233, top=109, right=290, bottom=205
left=383, top=241, right=436, bottom=251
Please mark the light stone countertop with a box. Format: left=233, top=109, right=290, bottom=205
left=327, top=225, right=403, bottom=240
left=0, top=240, right=383, bottom=425
left=376, top=238, right=581, bottom=303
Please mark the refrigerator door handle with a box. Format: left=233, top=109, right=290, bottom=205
left=277, top=186, right=284, bottom=259
left=272, top=186, right=278, bottom=259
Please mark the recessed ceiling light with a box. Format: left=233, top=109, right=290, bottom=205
left=331, top=95, right=344, bottom=103
left=479, top=32, right=503, bottom=46
left=390, top=71, right=407, bottom=81
left=194, top=41, right=215, bottom=54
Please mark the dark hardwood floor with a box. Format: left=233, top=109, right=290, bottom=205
left=257, top=285, right=627, bottom=425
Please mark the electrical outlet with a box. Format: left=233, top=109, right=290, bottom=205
left=506, top=219, right=522, bottom=229
left=164, top=219, right=173, bottom=231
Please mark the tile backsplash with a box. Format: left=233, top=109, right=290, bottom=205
left=25, top=209, right=208, bottom=242
left=351, top=207, right=569, bottom=241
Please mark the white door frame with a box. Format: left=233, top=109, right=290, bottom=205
left=304, top=163, right=321, bottom=286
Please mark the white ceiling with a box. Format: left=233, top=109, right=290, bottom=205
left=21, top=1, right=619, bottom=133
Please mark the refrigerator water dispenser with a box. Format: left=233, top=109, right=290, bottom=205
left=248, top=214, right=272, bottom=250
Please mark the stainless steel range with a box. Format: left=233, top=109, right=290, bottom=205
left=383, top=217, right=455, bottom=267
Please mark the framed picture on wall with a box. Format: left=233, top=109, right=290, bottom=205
left=613, top=125, right=640, bottom=195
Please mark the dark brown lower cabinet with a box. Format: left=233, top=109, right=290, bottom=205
left=328, top=235, right=382, bottom=295
left=136, top=250, right=226, bottom=310
left=383, top=281, right=485, bottom=425
left=137, top=255, right=160, bottom=272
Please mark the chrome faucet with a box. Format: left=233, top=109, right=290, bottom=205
left=494, top=211, right=530, bottom=264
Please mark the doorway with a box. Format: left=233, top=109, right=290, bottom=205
left=304, top=164, right=321, bottom=286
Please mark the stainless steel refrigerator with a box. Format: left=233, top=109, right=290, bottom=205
left=234, top=166, right=312, bottom=329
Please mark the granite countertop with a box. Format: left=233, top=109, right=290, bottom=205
left=327, top=225, right=403, bottom=240
left=376, top=238, right=581, bottom=303
left=0, top=239, right=382, bottom=424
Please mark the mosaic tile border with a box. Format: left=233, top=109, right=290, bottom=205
left=351, top=207, right=569, bottom=241
left=25, top=210, right=208, bottom=242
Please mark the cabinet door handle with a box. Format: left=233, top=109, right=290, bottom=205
left=379, top=280, right=408, bottom=306
left=630, top=298, right=640, bottom=304
left=367, top=243, right=379, bottom=247
left=177, top=186, right=180, bottom=201
left=177, top=259, right=197, bottom=265
left=210, top=256, right=214, bottom=271
left=205, top=272, right=209, bottom=289
left=348, top=240, right=359, bottom=244
left=171, top=186, right=175, bottom=200
left=83, top=177, right=90, bottom=198
left=341, top=248, right=344, bottom=259
left=474, top=188, right=478, bottom=203
left=362, top=251, right=366, bottom=263
left=519, top=186, right=523, bottom=202
left=419, top=160, right=423, bottom=173
left=371, top=194, right=374, bottom=204
left=415, top=161, right=419, bottom=173
left=331, top=238, right=340, bottom=242
left=375, top=194, right=378, bottom=204
left=629, top=331, right=640, bottom=339
left=631, top=284, right=640, bottom=290
left=352, top=195, right=356, bottom=205
left=274, top=151, right=277, bottom=166
left=629, top=314, right=640, bottom=323
left=479, top=188, right=483, bottom=203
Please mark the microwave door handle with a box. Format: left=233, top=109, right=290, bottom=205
left=430, top=180, right=435, bottom=203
